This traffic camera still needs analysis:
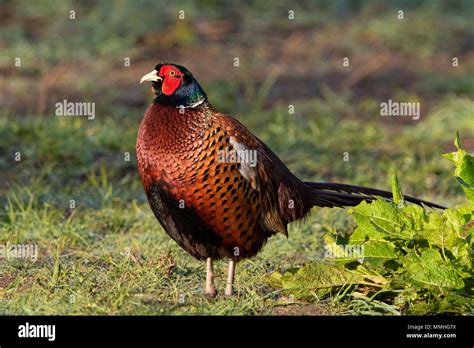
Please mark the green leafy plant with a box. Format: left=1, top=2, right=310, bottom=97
left=268, top=134, right=474, bottom=314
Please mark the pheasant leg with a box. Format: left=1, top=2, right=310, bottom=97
left=225, top=259, right=235, bottom=296
left=205, top=257, right=217, bottom=297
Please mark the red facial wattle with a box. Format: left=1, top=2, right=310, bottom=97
left=158, top=65, right=184, bottom=96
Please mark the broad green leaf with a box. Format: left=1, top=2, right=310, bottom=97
left=443, top=208, right=467, bottom=231
left=323, top=235, right=397, bottom=265
left=322, top=234, right=353, bottom=262
left=418, top=211, right=458, bottom=251
left=450, top=242, right=473, bottom=269
left=350, top=199, right=414, bottom=241
left=443, top=134, right=474, bottom=202
left=400, top=204, right=427, bottom=232
left=267, top=262, right=363, bottom=300
left=403, top=249, right=465, bottom=290
left=266, top=271, right=284, bottom=289
left=361, top=240, right=398, bottom=263
left=353, top=264, right=389, bottom=285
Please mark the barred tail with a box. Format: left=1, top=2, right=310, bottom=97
left=305, top=182, right=446, bottom=209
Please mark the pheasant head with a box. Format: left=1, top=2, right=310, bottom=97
left=140, top=63, right=207, bottom=107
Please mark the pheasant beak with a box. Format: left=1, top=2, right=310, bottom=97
left=140, top=70, right=163, bottom=84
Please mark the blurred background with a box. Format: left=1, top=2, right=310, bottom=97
left=1, top=0, right=473, bottom=204
left=0, top=0, right=473, bottom=314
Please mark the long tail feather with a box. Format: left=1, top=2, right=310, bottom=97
left=305, top=182, right=446, bottom=209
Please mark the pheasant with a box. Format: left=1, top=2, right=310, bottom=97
left=136, top=63, right=445, bottom=297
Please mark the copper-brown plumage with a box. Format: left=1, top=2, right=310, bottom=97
left=136, top=63, right=445, bottom=296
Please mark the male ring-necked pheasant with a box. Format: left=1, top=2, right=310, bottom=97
left=136, top=63, right=445, bottom=296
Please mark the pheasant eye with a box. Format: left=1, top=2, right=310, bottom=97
left=170, top=71, right=176, bottom=77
